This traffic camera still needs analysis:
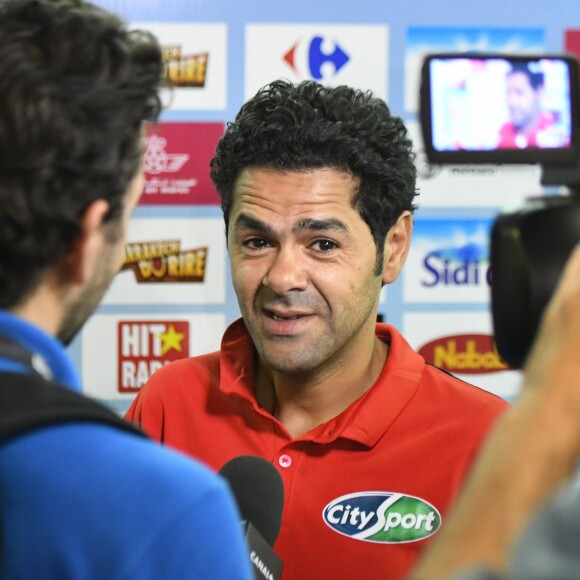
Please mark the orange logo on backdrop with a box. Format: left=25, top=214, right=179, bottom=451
left=162, top=45, right=208, bottom=87
left=418, top=334, right=511, bottom=374
left=121, top=240, right=207, bottom=283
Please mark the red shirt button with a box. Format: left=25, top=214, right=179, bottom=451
left=278, top=454, right=292, bottom=468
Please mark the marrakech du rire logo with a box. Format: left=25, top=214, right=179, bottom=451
left=419, top=334, right=511, bottom=374
left=161, top=44, right=208, bottom=87
left=118, top=321, right=190, bottom=392
left=121, top=240, right=207, bottom=283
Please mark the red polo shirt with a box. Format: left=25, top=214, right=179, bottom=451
left=498, top=111, right=565, bottom=148
left=126, top=319, right=508, bottom=580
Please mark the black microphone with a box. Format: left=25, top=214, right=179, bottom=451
left=218, top=456, right=284, bottom=580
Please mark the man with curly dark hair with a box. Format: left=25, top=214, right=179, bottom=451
left=498, top=61, right=568, bottom=149
left=127, top=80, right=508, bottom=579
left=0, top=1, right=251, bottom=578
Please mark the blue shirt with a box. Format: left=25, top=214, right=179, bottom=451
left=0, top=311, right=252, bottom=579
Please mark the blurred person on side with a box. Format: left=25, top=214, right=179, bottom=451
left=414, top=243, right=580, bottom=580
left=0, top=1, right=251, bottom=578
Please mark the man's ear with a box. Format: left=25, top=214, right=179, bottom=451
left=382, top=211, right=413, bottom=285
left=59, top=199, right=110, bottom=286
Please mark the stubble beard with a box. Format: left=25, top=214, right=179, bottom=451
left=57, top=249, right=117, bottom=346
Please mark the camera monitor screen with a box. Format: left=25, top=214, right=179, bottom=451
left=420, top=53, right=579, bottom=165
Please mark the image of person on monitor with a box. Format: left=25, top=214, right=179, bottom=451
left=498, top=61, right=569, bottom=149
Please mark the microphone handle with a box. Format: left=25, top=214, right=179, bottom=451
left=242, top=521, right=283, bottom=580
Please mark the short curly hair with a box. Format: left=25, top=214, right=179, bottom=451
left=0, top=0, right=163, bottom=308
left=210, top=79, right=418, bottom=274
left=508, top=61, right=544, bottom=90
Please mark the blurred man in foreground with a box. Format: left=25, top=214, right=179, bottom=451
left=414, top=243, right=580, bottom=579
left=0, top=1, right=251, bottom=578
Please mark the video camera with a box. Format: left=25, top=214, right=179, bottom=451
left=419, top=53, right=580, bottom=368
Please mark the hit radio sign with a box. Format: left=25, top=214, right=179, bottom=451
left=118, top=321, right=190, bottom=392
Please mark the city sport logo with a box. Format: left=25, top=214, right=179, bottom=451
left=121, top=240, right=207, bottom=283
left=161, top=44, right=208, bottom=87
left=323, top=492, right=441, bottom=543
left=118, top=321, right=189, bottom=392
left=419, top=333, right=511, bottom=374
left=283, top=36, right=350, bottom=80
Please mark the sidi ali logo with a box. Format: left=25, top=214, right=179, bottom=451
left=118, top=321, right=189, bottom=392
left=121, top=240, right=207, bottom=283
left=419, top=333, right=511, bottom=374
left=323, top=492, right=441, bottom=543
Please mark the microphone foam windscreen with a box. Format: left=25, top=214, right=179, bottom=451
left=218, top=455, right=284, bottom=546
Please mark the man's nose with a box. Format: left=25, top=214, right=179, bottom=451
left=262, top=246, right=308, bottom=294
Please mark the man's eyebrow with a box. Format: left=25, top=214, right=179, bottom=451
left=294, top=218, right=349, bottom=233
left=232, top=214, right=274, bottom=234
left=232, top=215, right=349, bottom=235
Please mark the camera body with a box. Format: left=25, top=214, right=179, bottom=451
left=491, top=196, right=580, bottom=367
left=420, top=52, right=580, bottom=368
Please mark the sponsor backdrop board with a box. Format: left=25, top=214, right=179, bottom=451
left=101, top=217, right=226, bottom=305
left=82, top=314, right=226, bottom=405
left=76, top=1, right=580, bottom=410
left=408, top=122, right=543, bottom=209
left=403, top=312, right=523, bottom=402
left=141, top=122, right=224, bottom=206
left=566, top=29, right=580, bottom=59
left=132, top=23, right=228, bottom=110
left=404, top=218, right=493, bottom=304
left=404, top=28, right=545, bottom=114
left=245, top=24, right=389, bottom=100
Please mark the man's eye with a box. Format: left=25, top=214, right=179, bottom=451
left=244, top=238, right=269, bottom=249
left=312, top=239, right=338, bottom=252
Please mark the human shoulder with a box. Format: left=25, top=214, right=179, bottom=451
left=101, top=428, right=252, bottom=579
left=422, top=362, right=509, bottom=410
left=2, top=422, right=250, bottom=579
left=136, top=318, right=254, bottom=402
left=12, top=419, right=225, bottom=499
left=376, top=322, right=508, bottom=416
left=144, top=349, right=221, bottom=394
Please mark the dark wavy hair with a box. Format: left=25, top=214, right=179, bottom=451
left=509, top=62, right=545, bottom=90
left=0, top=0, right=163, bottom=308
left=210, top=79, right=418, bottom=274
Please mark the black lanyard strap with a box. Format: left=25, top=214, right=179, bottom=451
left=0, top=335, right=36, bottom=368
left=0, top=335, right=54, bottom=380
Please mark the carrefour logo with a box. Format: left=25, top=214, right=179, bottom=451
left=323, top=492, right=441, bottom=543
left=283, top=36, right=350, bottom=80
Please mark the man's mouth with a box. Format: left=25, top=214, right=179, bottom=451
left=265, top=309, right=309, bottom=321
left=270, top=313, right=300, bottom=321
